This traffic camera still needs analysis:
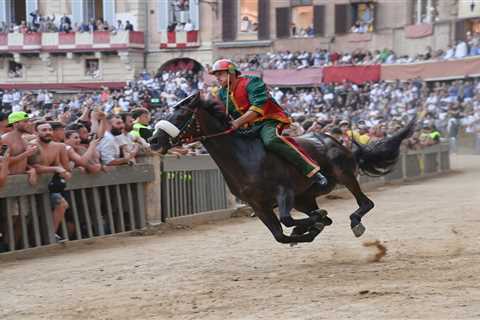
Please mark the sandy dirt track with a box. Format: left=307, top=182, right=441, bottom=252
left=1, top=155, right=480, bottom=320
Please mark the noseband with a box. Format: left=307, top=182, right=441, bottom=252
left=155, top=106, right=234, bottom=148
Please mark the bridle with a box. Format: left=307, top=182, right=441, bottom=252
left=159, top=105, right=235, bottom=148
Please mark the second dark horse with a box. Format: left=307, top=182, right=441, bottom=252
left=149, top=93, right=416, bottom=244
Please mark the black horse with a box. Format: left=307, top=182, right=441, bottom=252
left=149, top=93, right=415, bottom=244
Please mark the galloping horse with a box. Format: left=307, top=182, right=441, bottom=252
left=149, top=93, right=415, bottom=244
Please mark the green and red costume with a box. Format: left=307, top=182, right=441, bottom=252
left=218, top=75, right=320, bottom=177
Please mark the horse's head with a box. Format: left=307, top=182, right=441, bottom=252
left=149, top=92, right=201, bottom=154
left=149, top=92, right=229, bottom=154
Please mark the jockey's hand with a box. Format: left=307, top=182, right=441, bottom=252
left=231, top=119, right=243, bottom=130
left=230, top=110, right=259, bottom=130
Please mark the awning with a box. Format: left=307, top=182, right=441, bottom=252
left=323, top=64, right=380, bottom=84
left=203, top=68, right=323, bottom=87
left=380, top=56, right=480, bottom=81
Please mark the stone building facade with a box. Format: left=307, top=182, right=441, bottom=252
left=0, top=0, right=478, bottom=89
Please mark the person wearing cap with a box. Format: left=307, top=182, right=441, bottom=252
left=130, top=107, right=153, bottom=140
left=210, top=58, right=327, bottom=186
left=1, top=111, right=38, bottom=185
left=420, top=123, right=441, bottom=147
left=339, top=120, right=353, bottom=147
left=339, top=120, right=370, bottom=145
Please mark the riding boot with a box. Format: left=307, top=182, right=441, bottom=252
left=312, top=172, right=328, bottom=187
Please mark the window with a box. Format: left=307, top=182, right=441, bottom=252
left=276, top=4, right=324, bottom=39
left=72, top=0, right=115, bottom=26
left=0, top=0, right=37, bottom=26
left=222, top=0, right=269, bottom=42
left=158, top=0, right=199, bottom=32
left=8, top=61, right=23, bottom=79
left=335, top=2, right=376, bottom=35
left=85, top=59, right=100, bottom=79
left=455, top=18, right=480, bottom=42
left=351, top=2, right=375, bottom=33
left=413, top=0, right=438, bottom=24
left=291, top=6, right=313, bottom=37
left=84, top=0, right=103, bottom=22
left=239, top=0, right=258, bottom=33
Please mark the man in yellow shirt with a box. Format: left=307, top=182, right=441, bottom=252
left=131, top=108, right=153, bottom=140
left=353, top=124, right=371, bottom=144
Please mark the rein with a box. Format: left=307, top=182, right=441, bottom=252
left=167, top=106, right=235, bottom=148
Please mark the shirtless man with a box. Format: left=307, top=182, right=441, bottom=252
left=0, top=142, right=8, bottom=188
left=1, top=111, right=38, bottom=185
left=30, top=122, right=71, bottom=236
left=0, top=112, right=10, bottom=135
left=0, top=141, right=9, bottom=251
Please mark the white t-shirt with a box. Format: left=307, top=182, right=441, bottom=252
left=455, top=41, right=468, bottom=59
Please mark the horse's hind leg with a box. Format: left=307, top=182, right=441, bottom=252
left=253, top=204, right=321, bottom=244
left=338, top=173, right=374, bottom=237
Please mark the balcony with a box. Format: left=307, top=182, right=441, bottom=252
left=159, top=31, right=200, bottom=49
left=0, top=31, right=144, bottom=53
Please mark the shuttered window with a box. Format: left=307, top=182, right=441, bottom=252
left=222, top=0, right=236, bottom=41
left=313, top=5, right=325, bottom=37
left=335, top=4, right=352, bottom=34
left=371, top=3, right=378, bottom=32
left=258, top=0, right=270, bottom=40
left=276, top=7, right=290, bottom=38
left=455, top=19, right=467, bottom=42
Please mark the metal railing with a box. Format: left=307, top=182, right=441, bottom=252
left=161, top=156, right=228, bottom=219
left=358, top=143, right=450, bottom=185
left=0, top=164, right=154, bottom=252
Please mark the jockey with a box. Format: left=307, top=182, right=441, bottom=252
left=210, top=58, right=327, bottom=187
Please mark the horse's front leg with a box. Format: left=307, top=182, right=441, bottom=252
left=290, top=190, right=333, bottom=237
left=252, top=203, right=321, bottom=244
left=275, top=186, right=322, bottom=231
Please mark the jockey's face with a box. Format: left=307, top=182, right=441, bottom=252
left=213, top=70, right=233, bottom=88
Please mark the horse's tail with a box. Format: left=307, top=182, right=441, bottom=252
left=352, top=117, right=416, bottom=177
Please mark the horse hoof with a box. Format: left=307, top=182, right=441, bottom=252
left=322, top=216, right=333, bottom=226
left=311, top=209, right=328, bottom=218
left=312, top=223, right=325, bottom=233
left=351, top=223, right=366, bottom=238
left=291, top=226, right=307, bottom=236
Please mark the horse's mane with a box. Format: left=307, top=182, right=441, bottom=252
left=198, top=98, right=231, bottom=128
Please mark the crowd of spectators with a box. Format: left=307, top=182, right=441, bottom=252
left=238, top=33, right=480, bottom=71
left=261, top=79, right=480, bottom=153
left=1, top=65, right=480, bottom=251
left=0, top=11, right=134, bottom=34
